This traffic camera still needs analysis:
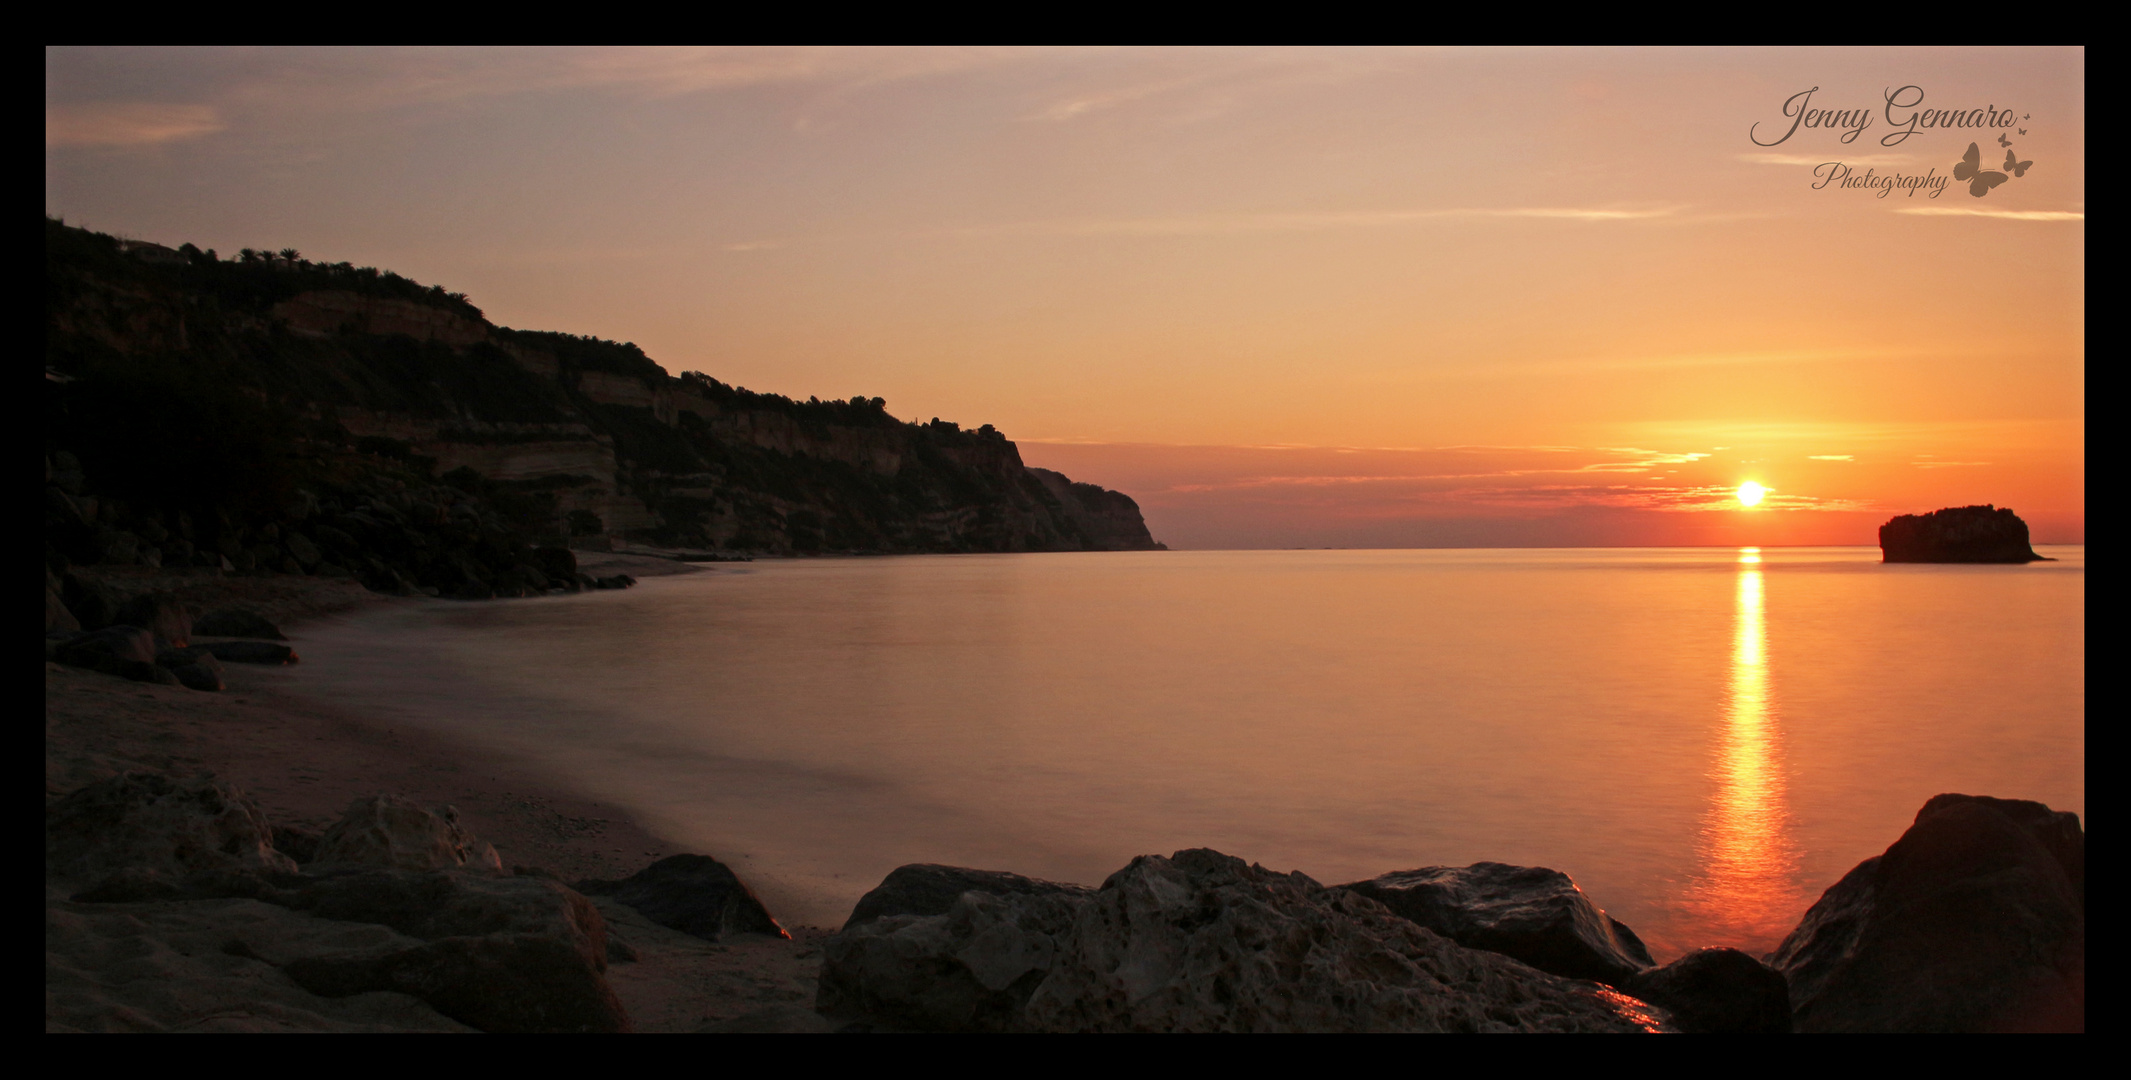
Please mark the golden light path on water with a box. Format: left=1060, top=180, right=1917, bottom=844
left=1685, top=547, right=1806, bottom=947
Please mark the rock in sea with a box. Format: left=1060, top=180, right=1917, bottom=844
left=1770, top=793, right=2083, bottom=1032
left=1337, top=861, right=1655, bottom=985
left=1879, top=505, right=2047, bottom=563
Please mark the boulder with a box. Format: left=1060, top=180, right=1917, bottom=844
left=1624, top=948, right=1791, bottom=1033
left=119, top=591, right=194, bottom=639
left=313, top=794, right=505, bottom=874
left=820, top=849, right=1675, bottom=1033
left=574, top=854, right=785, bottom=941
left=60, top=573, right=125, bottom=630
left=1770, top=794, right=2083, bottom=1032
left=843, top=863, right=1092, bottom=930
left=155, top=646, right=226, bottom=692
left=532, top=546, right=577, bottom=581
left=193, top=607, right=287, bottom=640
left=284, top=531, right=323, bottom=569
left=277, top=869, right=628, bottom=1033
left=1337, top=861, right=1653, bottom=985
left=819, top=888, right=1085, bottom=1031
left=51, top=625, right=180, bottom=684
left=199, top=640, right=299, bottom=665
left=46, top=772, right=298, bottom=888
left=1879, top=505, right=2047, bottom=563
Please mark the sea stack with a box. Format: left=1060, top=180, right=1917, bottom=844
left=1879, top=505, right=2047, bottom=563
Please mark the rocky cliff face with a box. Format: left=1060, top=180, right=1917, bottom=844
left=44, top=219, right=1163, bottom=563
left=1879, top=505, right=2044, bottom=563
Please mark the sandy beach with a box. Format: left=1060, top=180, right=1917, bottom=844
left=47, top=554, right=834, bottom=1033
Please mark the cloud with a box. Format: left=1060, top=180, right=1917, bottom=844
left=1911, top=460, right=1992, bottom=468
left=46, top=102, right=223, bottom=147
left=1807, top=454, right=1855, bottom=461
left=1894, top=208, right=2084, bottom=221
left=947, top=205, right=1686, bottom=240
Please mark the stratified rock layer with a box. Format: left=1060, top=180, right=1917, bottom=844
left=1770, top=794, right=2084, bottom=1032
left=1337, top=861, right=1654, bottom=985
left=1879, top=505, right=2045, bottom=563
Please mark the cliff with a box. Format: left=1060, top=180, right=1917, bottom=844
left=1878, top=506, right=2046, bottom=564
left=43, top=218, right=1164, bottom=585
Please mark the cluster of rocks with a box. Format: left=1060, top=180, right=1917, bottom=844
left=46, top=774, right=787, bottom=1033
left=815, top=794, right=2083, bottom=1033
left=45, top=589, right=296, bottom=692
left=46, top=449, right=630, bottom=602
left=1879, top=505, right=2048, bottom=563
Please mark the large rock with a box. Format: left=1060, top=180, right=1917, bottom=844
left=843, top=863, right=1092, bottom=930
left=60, top=574, right=125, bottom=630
left=313, top=794, right=504, bottom=874
left=199, top=640, right=299, bottom=665
left=1879, top=505, right=2046, bottom=563
left=46, top=587, right=80, bottom=633
left=113, top=590, right=191, bottom=648
left=1770, top=794, right=2083, bottom=1032
left=193, top=606, right=287, bottom=640
left=575, top=854, right=784, bottom=941
left=46, top=772, right=298, bottom=888
left=1624, top=948, right=1791, bottom=1033
left=154, top=646, right=226, bottom=692
left=1337, top=862, right=1653, bottom=985
left=820, top=849, right=1674, bottom=1033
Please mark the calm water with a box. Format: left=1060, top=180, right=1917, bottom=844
left=283, top=547, right=2085, bottom=957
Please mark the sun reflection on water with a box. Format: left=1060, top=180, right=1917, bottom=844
left=1684, top=547, right=1805, bottom=949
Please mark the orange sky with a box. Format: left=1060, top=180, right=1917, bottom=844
left=46, top=47, right=2085, bottom=546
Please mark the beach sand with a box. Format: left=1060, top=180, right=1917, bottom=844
left=46, top=554, right=834, bottom=1032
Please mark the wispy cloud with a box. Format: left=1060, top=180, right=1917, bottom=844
left=946, top=206, right=1686, bottom=240
left=1911, top=460, right=1993, bottom=468
left=1807, top=454, right=1855, bottom=461
left=1894, top=207, right=2084, bottom=221
left=46, top=103, right=224, bottom=147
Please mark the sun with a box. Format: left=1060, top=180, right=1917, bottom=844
left=1737, top=482, right=1767, bottom=507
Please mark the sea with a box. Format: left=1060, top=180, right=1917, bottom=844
left=281, top=546, right=2085, bottom=959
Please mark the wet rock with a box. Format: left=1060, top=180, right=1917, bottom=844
left=313, top=794, right=505, bottom=874
left=193, top=607, right=286, bottom=640
left=574, top=854, right=785, bottom=941
left=820, top=849, right=1675, bottom=1033
left=1770, top=794, right=2084, bottom=1032
left=1337, top=861, right=1654, bottom=985
left=1625, top=948, right=1791, bottom=1033
left=46, top=772, right=298, bottom=888
left=843, top=863, right=1093, bottom=931
left=199, top=640, right=299, bottom=665
left=1879, top=505, right=2046, bottom=563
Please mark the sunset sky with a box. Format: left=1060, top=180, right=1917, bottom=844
left=45, top=47, right=2085, bottom=547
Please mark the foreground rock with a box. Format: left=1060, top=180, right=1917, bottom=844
left=576, top=854, right=785, bottom=942
left=192, top=606, right=287, bottom=640
left=46, top=772, right=298, bottom=888
left=1770, top=794, right=2083, bottom=1032
left=842, top=863, right=1092, bottom=929
left=821, top=850, right=1674, bottom=1032
left=314, top=794, right=503, bottom=873
left=1879, top=505, right=2047, bottom=563
left=1338, top=861, right=1654, bottom=985
left=1624, top=948, right=1791, bottom=1033
left=48, top=774, right=630, bottom=1032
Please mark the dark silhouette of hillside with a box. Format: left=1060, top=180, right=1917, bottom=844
left=44, top=218, right=1161, bottom=597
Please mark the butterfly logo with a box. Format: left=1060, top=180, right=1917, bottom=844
left=2018, top=128, right=2028, bottom=135
left=1998, top=133, right=2013, bottom=148
left=1953, top=142, right=2008, bottom=197
left=2004, top=149, right=2033, bottom=178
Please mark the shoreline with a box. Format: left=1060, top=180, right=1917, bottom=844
left=47, top=554, right=834, bottom=1032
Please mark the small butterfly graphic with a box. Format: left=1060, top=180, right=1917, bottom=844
left=2004, top=149, right=2033, bottom=178
left=2018, top=128, right=2028, bottom=135
left=1953, top=142, right=2008, bottom=197
left=1998, top=133, right=2013, bottom=148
